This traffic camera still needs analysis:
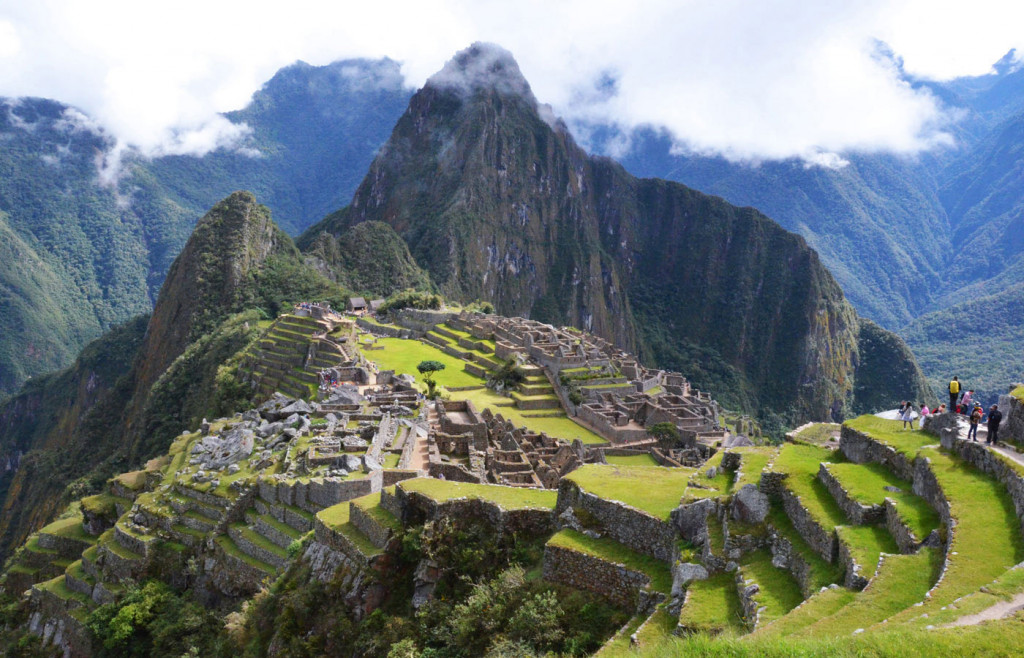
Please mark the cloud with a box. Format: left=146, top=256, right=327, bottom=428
left=0, top=0, right=1022, bottom=169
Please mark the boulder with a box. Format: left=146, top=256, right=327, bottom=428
left=344, top=455, right=362, bottom=472
left=671, top=562, right=709, bottom=596
left=732, top=484, right=770, bottom=524
left=280, top=399, right=313, bottom=417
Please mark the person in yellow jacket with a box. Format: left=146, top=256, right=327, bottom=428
left=949, top=377, right=960, bottom=413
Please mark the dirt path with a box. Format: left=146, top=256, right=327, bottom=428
left=946, top=592, right=1024, bottom=627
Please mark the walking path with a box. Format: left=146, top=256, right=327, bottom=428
left=946, top=591, right=1024, bottom=627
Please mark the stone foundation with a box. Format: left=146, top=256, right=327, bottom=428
left=542, top=543, right=655, bottom=611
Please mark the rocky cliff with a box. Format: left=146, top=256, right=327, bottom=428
left=301, top=43, right=931, bottom=423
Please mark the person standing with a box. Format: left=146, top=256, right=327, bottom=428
left=968, top=403, right=982, bottom=441
left=960, top=389, right=974, bottom=414
left=919, top=402, right=931, bottom=429
left=901, top=401, right=915, bottom=430
left=987, top=404, right=1003, bottom=445
left=949, top=377, right=961, bottom=412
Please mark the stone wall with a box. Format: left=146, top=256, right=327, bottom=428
left=1002, top=392, right=1024, bottom=445
left=838, top=535, right=870, bottom=590
left=778, top=487, right=836, bottom=562
left=884, top=498, right=920, bottom=553
left=817, top=463, right=884, bottom=525
left=557, top=479, right=678, bottom=563
left=356, top=317, right=411, bottom=339
left=427, top=462, right=483, bottom=483
left=765, top=523, right=816, bottom=597
left=541, top=543, right=652, bottom=611
left=349, top=503, right=393, bottom=549
left=939, top=429, right=1024, bottom=537
left=261, top=473, right=381, bottom=513
left=839, top=425, right=915, bottom=481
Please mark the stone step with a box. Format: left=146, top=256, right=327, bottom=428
left=228, top=523, right=290, bottom=570
left=315, top=503, right=385, bottom=563
left=63, top=560, right=96, bottom=599
left=114, top=523, right=156, bottom=558
left=180, top=509, right=219, bottom=533
left=172, top=484, right=233, bottom=510
left=253, top=499, right=315, bottom=533
left=213, top=535, right=277, bottom=580
left=246, top=511, right=303, bottom=549
left=170, top=523, right=207, bottom=548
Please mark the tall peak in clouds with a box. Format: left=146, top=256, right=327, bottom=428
left=425, top=42, right=536, bottom=102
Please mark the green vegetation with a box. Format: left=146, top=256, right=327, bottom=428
left=790, top=422, right=840, bottom=446
left=825, top=462, right=940, bottom=539
left=647, top=422, right=680, bottom=444
left=677, top=572, right=745, bottom=635
left=733, top=447, right=776, bottom=489
left=548, top=529, right=672, bottom=594
left=766, top=506, right=844, bottom=591
left=565, top=464, right=695, bottom=520
left=399, top=478, right=557, bottom=510
left=379, top=288, right=443, bottom=313
left=416, top=360, right=446, bottom=398
left=306, top=221, right=432, bottom=297
left=772, top=444, right=847, bottom=532
left=843, top=416, right=936, bottom=459
left=795, top=548, right=941, bottom=636
left=738, top=550, right=804, bottom=625
left=605, top=453, right=660, bottom=467
left=752, top=586, right=856, bottom=638
left=835, top=525, right=898, bottom=578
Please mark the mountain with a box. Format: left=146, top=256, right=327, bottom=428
left=301, top=43, right=933, bottom=426
left=0, top=60, right=411, bottom=399
left=0, top=192, right=346, bottom=558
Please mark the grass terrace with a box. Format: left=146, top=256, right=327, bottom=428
left=738, top=549, right=804, bottom=625
left=835, top=525, right=898, bottom=578
left=765, top=506, right=844, bottom=590
left=677, top=572, right=745, bottom=635
left=565, top=464, right=697, bottom=520
left=351, top=493, right=402, bottom=534
left=752, top=586, right=856, bottom=638
left=38, top=515, right=94, bottom=544
left=398, top=478, right=557, bottom=511
left=825, top=462, right=940, bottom=539
left=772, top=444, right=847, bottom=532
left=790, top=423, right=841, bottom=446
left=795, top=548, right=941, bottom=637
left=732, top=447, right=777, bottom=489
left=315, top=503, right=383, bottom=557
left=605, top=453, right=660, bottom=467
left=548, top=529, right=672, bottom=593
left=844, top=416, right=936, bottom=459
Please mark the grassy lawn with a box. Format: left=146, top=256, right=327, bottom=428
left=382, top=453, right=401, bottom=468
left=565, top=464, right=696, bottom=520
left=916, top=562, right=1024, bottom=627
left=453, top=385, right=606, bottom=444
left=825, top=462, right=940, bottom=539
left=351, top=493, right=402, bottom=533
left=398, top=478, right=557, bottom=510
left=732, top=447, right=777, bottom=489
left=548, top=529, right=673, bottom=593
left=739, top=549, right=804, bottom=625
left=795, top=548, right=941, bottom=637
left=360, top=337, right=483, bottom=389
left=38, top=515, right=93, bottom=543
left=677, top=572, right=746, bottom=635
left=606, top=453, right=660, bottom=467
left=315, top=502, right=382, bottom=557
left=772, top=444, right=847, bottom=532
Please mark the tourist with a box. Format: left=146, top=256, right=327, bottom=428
left=919, top=402, right=930, bottom=429
left=900, top=401, right=915, bottom=431
left=949, top=377, right=961, bottom=412
left=968, top=403, right=982, bottom=442
left=961, top=389, right=974, bottom=412
left=987, top=404, right=1003, bottom=446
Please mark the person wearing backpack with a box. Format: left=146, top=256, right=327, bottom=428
left=949, top=377, right=961, bottom=412
left=968, top=403, right=982, bottom=442
left=987, top=404, right=1003, bottom=445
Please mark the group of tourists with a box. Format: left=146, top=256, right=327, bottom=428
left=947, top=376, right=1003, bottom=445
left=894, top=376, right=1005, bottom=446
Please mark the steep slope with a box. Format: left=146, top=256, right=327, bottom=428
left=301, top=43, right=930, bottom=423
left=0, top=192, right=345, bottom=559
left=903, top=282, right=1024, bottom=406
left=0, top=60, right=410, bottom=398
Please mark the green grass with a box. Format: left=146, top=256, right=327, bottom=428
left=843, top=416, right=936, bottom=459
left=246, top=512, right=302, bottom=541
left=230, top=523, right=288, bottom=559
left=605, top=453, right=660, bottom=467
left=314, top=503, right=382, bottom=557
left=38, top=515, right=94, bottom=543
left=918, top=563, right=1024, bottom=626
left=359, top=337, right=483, bottom=389
left=752, top=586, right=856, bottom=638
left=677, top=572, right=745, bottom=635
left=772, top=444, right=847, bottom=532
left=835, top=525, right=898, bottom=579
left=548, top=529, right=672, bottom=593
left=766, top=506, right=844, bottom=591
left=382, top=453, right=401, bottom=468
left=794, top=548, right=941, bottom=636
left=214, top=535, right=275, bottom=575
left=738, top=549, right=804, bottom=625
left=732, top=447, right=777, bottom=489
left=361, top=337, right=605, bottom=443
left=37, top=575, right=92, bottom=605
left=825, top=462, right=940, bottom=539
left=398, top=478, right=557, bottom=510
left=351, top=493, right=402, bottom=534
left=847, top=414, right=1024, bottom=625
left=565, top=464, right=697, bottom=520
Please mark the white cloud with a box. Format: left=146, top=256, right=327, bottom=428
left=0, top=0, right=1021, bottom=167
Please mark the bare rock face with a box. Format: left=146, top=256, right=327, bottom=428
left=732, top=484, right=770, bottom=525
left=192, top=428, right=255, bottom=469
left=671, top=562, right=709, bottom=597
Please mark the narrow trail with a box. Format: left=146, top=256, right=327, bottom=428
left=946, top=592, right=1024, bottom=627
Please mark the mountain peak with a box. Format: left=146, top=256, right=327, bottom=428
left=426, top=42, right=535, bottom=102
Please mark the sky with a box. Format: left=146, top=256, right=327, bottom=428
left=0, top=0, right=1022, bottom=166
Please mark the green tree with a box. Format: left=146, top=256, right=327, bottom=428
left=648, top=422, right=680, bottom=445
left=417, top=360, right=446, bottom=398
